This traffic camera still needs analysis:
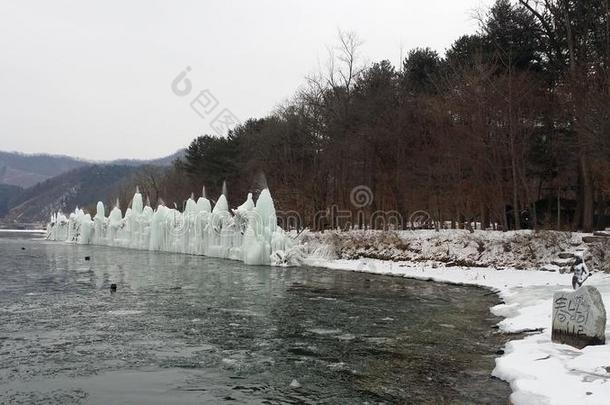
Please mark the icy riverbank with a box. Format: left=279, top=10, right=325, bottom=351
left=306, top=257, right=610, bottom=405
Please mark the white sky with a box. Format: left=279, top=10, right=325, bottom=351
left=0, top=0, right=491, bottom=160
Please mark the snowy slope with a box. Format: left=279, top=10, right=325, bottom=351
left=299, top=229, right=610, bottom=272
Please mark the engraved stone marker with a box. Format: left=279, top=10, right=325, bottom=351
left=552, top=286, right=606, bottom=349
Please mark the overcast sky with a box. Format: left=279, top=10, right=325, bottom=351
left=0, top=0, right=491, bottom=160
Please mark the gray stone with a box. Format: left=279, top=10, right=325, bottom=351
left=552, top=286, right=606, bottom=349
left=558, top=252, right=576, bottom=259
left=552, top=257, right=575, bottom=267
left=540, top=264, right=560, bottom=272
left=582, top=235, right=608, bottom=244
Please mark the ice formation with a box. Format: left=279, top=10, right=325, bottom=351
left=46, top=188, right=302, bottom=266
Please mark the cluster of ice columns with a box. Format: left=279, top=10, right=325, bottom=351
left=46, top=188, right=302, bottom=266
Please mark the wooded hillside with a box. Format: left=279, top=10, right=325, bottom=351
left=144, top=0, right=610, bottom=232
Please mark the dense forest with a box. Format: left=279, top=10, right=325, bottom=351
left=130, top=0, right=610, bottom=232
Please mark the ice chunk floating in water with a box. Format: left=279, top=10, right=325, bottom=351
left=46, top=188, right=302, bottom=266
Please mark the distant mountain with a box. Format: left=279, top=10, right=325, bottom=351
left=109, top=149, right=185, bottom=167
left=0, top=151, right=88, bottom=188
left=0, top=184, right=23, bottom=217
left=4, top=165, right=143, bottom=223
left=0, top=149, right=184, bottom=188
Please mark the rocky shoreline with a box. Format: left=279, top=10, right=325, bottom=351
left=299, top=229, right=610, bottom=274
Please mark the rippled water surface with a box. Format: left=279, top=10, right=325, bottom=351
left=0, top=232, right=510, bottom=404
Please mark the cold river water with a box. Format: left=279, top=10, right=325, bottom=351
left=0, top=232, right=510, bottom=404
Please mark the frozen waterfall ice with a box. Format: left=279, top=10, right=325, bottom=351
left=46, top=188, right=302, bottom=266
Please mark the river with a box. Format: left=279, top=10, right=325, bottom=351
left=0, top=231, right=510, bottom=404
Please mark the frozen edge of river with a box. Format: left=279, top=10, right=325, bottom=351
left=307, top=258, right=610, bottom=405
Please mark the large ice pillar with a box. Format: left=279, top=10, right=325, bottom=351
left=149, top=204, right=169, bottom=251
left=196, top=196, right=211, bottom=213
left=183, top=195, right=198, bottom=254
left=207, top=194, right=231, bottom=258
left=132, top=190, right=143, bottom=215
left=92, top=202, right=105, bottom=244
left=243, top=189, right=276, bottom=265
left=108, top=204, right=123, bottom=246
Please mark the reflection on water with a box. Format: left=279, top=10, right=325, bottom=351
left=0, top=233, right=510, bottom=404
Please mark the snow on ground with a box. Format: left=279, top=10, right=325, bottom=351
left=306, top=257, right=610, bottom=405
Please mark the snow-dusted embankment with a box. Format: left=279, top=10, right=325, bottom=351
left=299, top=229, right=610, bottom=271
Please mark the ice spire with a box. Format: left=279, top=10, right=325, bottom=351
left=132, top=188, right=144, bottom=215
left=109, top=201, right=123, bottom=226
left=185, top=192, right=197, bottom=214
left=142, top=195, right=154, bottom=219
left=94, top=201, right=105, bottom=219
left=196, top=185, right=211, bottom=213
left=212, top=193, right=229, bottom=214
left=212, top=181, right=229, bottom=214
left=236, top=193, right=255, bottom=213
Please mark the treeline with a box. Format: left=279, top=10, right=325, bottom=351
left=137, top=0, right=610, bottom=231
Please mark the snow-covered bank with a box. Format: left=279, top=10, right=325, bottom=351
left=300, top=229, right=610, bottom=273
left=307, top=258, right=610, bottom=405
